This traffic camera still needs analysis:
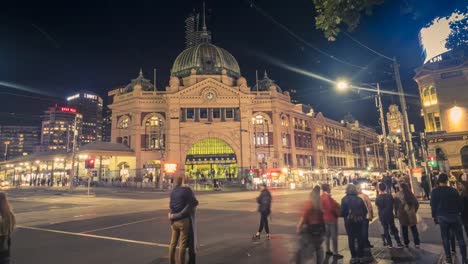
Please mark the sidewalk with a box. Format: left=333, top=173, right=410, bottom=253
left=152, top=234, right=444, bottom=264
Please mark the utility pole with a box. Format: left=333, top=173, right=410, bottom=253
left=393, top=58, right=416, bottom=169
left=376, top=83, right=390, bottom=171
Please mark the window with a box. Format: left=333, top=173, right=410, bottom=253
left=254, top=132, right=269, bottom=146
left=118, top=116, right=129, bottom=129
left=422, top=86, right=438, bottom=106
left=186, top=108, right=195, bottom=119
left=225, top=109, right=233, bottom=118
left=200, top=108, right=208, bottom=119
left=282, top=133, right=288, bottom=146
left=144, top=115, right=164, bottom=150
left=213, top=108, right=220, bottom=119
left=426, top=112, right=442, bottom=132
left=281, top=116, right=289, bottom=127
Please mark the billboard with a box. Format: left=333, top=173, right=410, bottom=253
left=419, top=12, right=465, bottom=64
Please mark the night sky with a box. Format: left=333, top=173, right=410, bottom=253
left=0, top=0, right=465, bottom=130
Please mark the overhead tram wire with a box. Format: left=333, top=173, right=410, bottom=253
left=248, top=1, right=371, bottom=71
left=343, top=32, right=393, bottom=61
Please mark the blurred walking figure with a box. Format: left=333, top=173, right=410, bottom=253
left=457, top=181, right=468, bottom=239
left=0, top=193, right=15, bottom=264
left=421, top=173, right=431, bottom=200
left=383, top=174, right=393, bottom=194
left=341, top=184, right=368, bottom=264
left=253, top=183, right=272, bottom=240
left=394, top=182, right=420, bottom=248
left=320, top=184, right=343, bottom=259
left=296, top=186, right=325, bottom=263
left=376, top=183, right=403, bottom=248
left=168, top=177, right=198, bottom=264
left=357, top=185, right=374, bottom=249
left=431, top=173, right=467, bottom=264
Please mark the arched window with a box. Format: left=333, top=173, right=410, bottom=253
left=429, top=86, right=437, bottom=105
left=144, top=114, right=165, bottom=150
left=118, top=116, right=130, bottom=129
left=461, top=146, right=468, bottom=169
left=252, top=113, right=271, bottom=125
left=281, top=115, right=289, bottom=127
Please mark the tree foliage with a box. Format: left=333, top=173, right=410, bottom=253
left=313, top=0, right=384, bottom=41
left=445, top=15, right=468, bottom=52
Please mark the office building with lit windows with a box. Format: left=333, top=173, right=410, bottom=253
left=0, top=125, right=40, bottom=160
left=67, top=91, right=103, bottom=146
left=40, top=106, right=83, bottom=151
left=414, top=51, right=468, bottom=171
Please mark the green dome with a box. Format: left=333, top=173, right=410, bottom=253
left=171, top=43, right=241, bottom=78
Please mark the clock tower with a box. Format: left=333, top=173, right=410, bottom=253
left=386, top=104, right=403, bottom=137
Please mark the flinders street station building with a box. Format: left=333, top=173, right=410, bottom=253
left=0, top=14, right=403, bottom=185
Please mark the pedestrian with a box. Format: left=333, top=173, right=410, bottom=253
left=461, top=171, right=467, bottom=183
left=253, top=183, right=272, bottom=240
left=296, top=186, right=325, bottom=263
left=169, top=181, right=199, bottom=264
left=0, top=193, right=15, bottom=264
left=320, top=184, right=343, bottom=259
left=375, top=183, right=403, bottom=248
left=341, top=184, right=368, bottom=264
left=394, top=182, right=420, bottom=248
left=457, top=181, right=468, bottom=239
left=168, top=176, right=197, bottom=264
left=421, top=173, right=431, bottom=200
left=383, top=174, right=393, bottom=194
left=357, top=185, right=374, bottom=249
left=431, top=173, right=468, bottom=264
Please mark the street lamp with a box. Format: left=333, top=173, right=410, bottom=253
left=335, top=80, right=390, bottom=172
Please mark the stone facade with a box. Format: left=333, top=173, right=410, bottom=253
left=414, top=51, right=468, bottom=171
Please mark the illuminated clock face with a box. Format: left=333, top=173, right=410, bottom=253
left=205, top=92, right=215, bottom=100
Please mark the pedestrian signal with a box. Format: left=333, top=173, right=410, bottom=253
left=85, top=159, right=95, bottom=169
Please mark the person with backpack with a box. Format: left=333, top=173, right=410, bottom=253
left=296, top=186, right=325, bottom=263
left=375, top=183, right=403, bottom=248
left=320, top=184, right=343, bottom=259
left=253, top=183, right=272, bottom=240
left=0, top=193, right=15, bottom=264
left=394, top=182, right=420, bottom=248
left=431, top=173, right=467, bottom=264
left=341, top=184, right=368, bottom=264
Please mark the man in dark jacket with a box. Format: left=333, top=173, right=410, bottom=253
left=431, top=173, right=467, bottom=264
left=341, top=184, right=368, bottom=264
left=383, top=174, right=393, bottom=194
left=375, top=183, right=403, bottom=248
left=253, top=183, right=272, bottom=239
left=168, top=176, right=198, bottom=264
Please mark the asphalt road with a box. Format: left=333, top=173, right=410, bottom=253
left=2, top=186, right=447, bottom=264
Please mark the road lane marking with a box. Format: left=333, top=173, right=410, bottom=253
left=80, top=217, right=160, bottom=234
left=17, top=226, right=169, bottom=248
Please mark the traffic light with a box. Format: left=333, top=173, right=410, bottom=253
left=248, top=169, right=254, bottom=177
left=428, top=156, right=438, bottom=167
left=85, top=159, right=95, bottom=169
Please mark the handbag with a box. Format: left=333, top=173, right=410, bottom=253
left=0, top=235, right=10, bottom=253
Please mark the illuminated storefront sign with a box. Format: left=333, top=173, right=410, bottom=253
left=85, top=93, right=98, bottom=100
left=60, top=107, right=77, bottom=113
left=164, top=163, right=178, bottom=174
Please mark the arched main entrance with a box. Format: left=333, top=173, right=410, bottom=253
left=461, top=146, right=468, bottom=169
left=185, top=138, right=238, bottom=179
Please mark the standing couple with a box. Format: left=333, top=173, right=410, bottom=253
left=168, top=177, right=199, bottom=264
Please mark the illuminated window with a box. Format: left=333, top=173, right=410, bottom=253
left=281, top=115, right=289, bottom=127
left=422, top=86, right=438, bottom=106
left=144, top=115, right=164, bottom=150
left=118, top=116, right=130, bottom=129
left=426, top=112, right=442, bottom=132
left=254, top=132, right=269, bottom=146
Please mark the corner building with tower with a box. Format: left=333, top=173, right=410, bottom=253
left=107, top=12, right=401, bottom=183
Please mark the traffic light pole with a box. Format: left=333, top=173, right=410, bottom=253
left=69, top=116, right=78, bottom=193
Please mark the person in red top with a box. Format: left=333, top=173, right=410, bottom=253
left=320, top=184, right=343, bottom=259
left=296, top=186, right=325, bottom=263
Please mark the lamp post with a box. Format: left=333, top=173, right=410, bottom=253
left=3, top=141, right=10, bottom=161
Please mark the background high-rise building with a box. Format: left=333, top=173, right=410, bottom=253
left=67, top=91, right=103, bottom=146
left=102, top=106, right=112, bottom=142
left=40, top=105, right=82, bottom=151
left=0, top=125, right=40, bottom=160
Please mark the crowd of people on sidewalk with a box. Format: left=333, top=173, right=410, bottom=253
left=165, top=170, right=468, bottom=264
